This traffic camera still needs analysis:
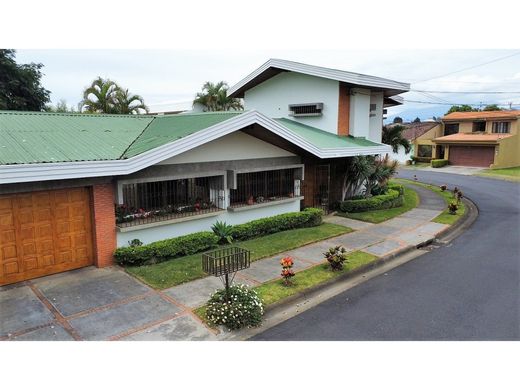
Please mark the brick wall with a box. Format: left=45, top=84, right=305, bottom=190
left=91, top=183, right=116, bottom=267
left=337, top=83, right=350, bottom=136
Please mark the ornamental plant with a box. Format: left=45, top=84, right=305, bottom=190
left=324, top=246, right=348, bottom=271
left=440, top=185, right=447, bottom=192
left=448, top=202, right=459, bottom=215
left=211, top=220, right=234, bottom=244
left=280, top=256, right=295, bottom=285
left=205, top=284, right=264, bottom=330
left=456, top=190, right=463, bottom=204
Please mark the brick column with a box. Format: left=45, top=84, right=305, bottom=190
left=91, top=183, right=116, bottom=267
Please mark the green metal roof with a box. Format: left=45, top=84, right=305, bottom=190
left=274, top=118, right=381, bottom=148
left=123, top=112, right=241, bottom=158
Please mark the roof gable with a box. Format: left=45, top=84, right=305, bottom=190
left=228, top=58, right=410, bottom=98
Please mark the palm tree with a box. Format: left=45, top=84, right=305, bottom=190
left=114, top=88, right=149, bottom=114
left=80, top=77, right=119, bottom=113
left=382, top=125, right=412, bottom=154
left=193, top=81, right=243, bottom=111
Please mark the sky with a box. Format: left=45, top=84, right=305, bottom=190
left=15, top=49, right=520, bottom=122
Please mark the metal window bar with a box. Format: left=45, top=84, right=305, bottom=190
left=229, top=168, right=296, bottom=208
left=116, top=176, right=225, bottom=227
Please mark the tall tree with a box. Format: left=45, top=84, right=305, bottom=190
left=193, top=81, right=243, bottom=111
left=446, top=104, right=478, bottom=114
left=80, top=77, right=119, bottom=113
left=413, top=117, right=421, bottom=123
left=0, top=49, right=51, bottom=111
left=114, top=88, right=149, bottom=114
left=483, top=104, right=502, bottom=111
left=45, top=99, right=76, bottom=113
left=382, top=125, right=412, bottom=154
left=393, top=116, right=403, bottom=124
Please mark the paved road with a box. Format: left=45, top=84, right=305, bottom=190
left=252, top=171, right=520, bottom=340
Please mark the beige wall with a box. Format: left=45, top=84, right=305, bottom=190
left=492, top=134, right=520, bottom=168
left=443, top=118, right=519, bottom=135
left=413, top=124, right=442, bottom=158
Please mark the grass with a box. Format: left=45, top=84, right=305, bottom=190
left=477, top=166, right=520, bottom=182
left=335, top=185, right=419, bottom=223
left=126, top=223, right=352, bottom=289
left=395, top=179, right=466, bottom=225
left=254, top=251, right=377, bottom=306
left=194, top=250, right=377, bottom=326
left=401, top=162, right=430, bottom=169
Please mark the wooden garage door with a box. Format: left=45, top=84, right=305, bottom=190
left=449, top=145, right=495, bottom=167
left=0, top=187, right=94, bottom=286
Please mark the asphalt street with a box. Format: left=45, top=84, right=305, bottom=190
left=252, top=171, right=520, bottom=340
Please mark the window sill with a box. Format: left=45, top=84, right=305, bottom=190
left=227, top=196, right=303, bottom=213
left=116, top=210, right=226, bottom=233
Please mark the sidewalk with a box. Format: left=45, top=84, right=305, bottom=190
left=1, top=184, right=450, bottom=341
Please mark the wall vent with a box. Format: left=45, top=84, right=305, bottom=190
left=289, top=103, right=323, bottom=117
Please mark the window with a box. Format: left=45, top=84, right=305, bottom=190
left=230, top=169, right=297, bottom=208
left=472, top=121, right=486, bottom=132
left=444, top=123, right=459, bottom=135
left=116, top=176, right=225, bottom=227
left=289, top=103, right=323, bottom=117
left=417, top=145, right=433, bottom=158
left=492, top=122, right=510, bottom=134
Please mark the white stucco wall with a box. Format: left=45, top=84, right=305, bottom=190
left=389, top=144, right=414, bottom=164
left=158, top=131, right=295, bottom=165
left=349, top=88, right=371, bottom=139
left=116, top=198, right=301, bottom=246
left=244, top=72, right=339, bottom=134
left=369, top=92, right=384, bottom=143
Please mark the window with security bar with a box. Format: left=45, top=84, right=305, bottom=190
left=492, top=122, right=510, bottom=134
left=230, top=168, right=299, bottom=208
left=116, top=175, right=225, bottom=227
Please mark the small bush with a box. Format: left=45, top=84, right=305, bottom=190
left=205, top=284, right=264, bottom=330
left=114, top=232, right=218, bottom=266
left=324, top=246, right=348, bottom=271
left=211, top=221, right=234, bottom=244
left=339, top=186, right=404, bottom=213
left=230, top=208, right=323, bottom=241
left=439, top=185, right=447, bottom=192
left=448, top=202, right=459, bottom=215
left=431, top=159, right=448, bottom=168
left=280, top=256, right=295, bottom=285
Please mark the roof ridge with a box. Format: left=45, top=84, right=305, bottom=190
left=0, top=110, right=153, bottom=119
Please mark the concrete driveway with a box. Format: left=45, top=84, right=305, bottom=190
left=0, top=267, right=216, bottom=341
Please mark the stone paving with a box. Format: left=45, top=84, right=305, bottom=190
left=0, top=183, right=450, bottom=341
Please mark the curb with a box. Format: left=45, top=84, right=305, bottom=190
left=224, top=188, right=479, bottom=340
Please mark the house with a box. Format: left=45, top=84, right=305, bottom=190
left=0, top=58, right=409, bottom=285
left=387, top=121, right=441, bottom=163
left=431, top=110, right=520, bottom=168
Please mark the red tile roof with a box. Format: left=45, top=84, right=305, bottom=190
left=443, top=110, right=520, bottom=121
left=389, top=122, right=439, bottom=141
left=433, top=133, right=513, bottom=143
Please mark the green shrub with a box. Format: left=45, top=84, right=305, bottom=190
left=205, top=284, right=264, bottom=330
left=230, top=208, right=323, bottom=241
left=324, top=246, right=348, bottom=271
left=431, top=159, right=448, bottom=168
left=339, top=188, right=404, bottom=213
left=211, top=221, right=234, bottom=244
left=114, top=232, right=218, bottom=266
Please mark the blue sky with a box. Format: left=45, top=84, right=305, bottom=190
left=15, top=49, right=520, bottom=121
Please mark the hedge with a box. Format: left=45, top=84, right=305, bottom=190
left=113, top=208, right=323, bottom=266
left=431, top=159, right=448, bottom=168
left=339, top=184, right=404, bottom=213
left=230, top=208, right=323, bottom=241
left=114, top=232, right=218, bottom=266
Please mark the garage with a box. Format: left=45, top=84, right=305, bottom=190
left=0, top=187, right=94, bottom=286
left=448, top=145, right=495, bottom=167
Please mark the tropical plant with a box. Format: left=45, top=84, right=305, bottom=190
left=324, top=246, right=348, bottom=271
left=382, top=125, right=412, bottom=154
left=364, top=155, right=398, bottom=196
left=440, top=185, right=447, bottom=192
left=205, top=284, right=264, bottom=330
left=448, top=202, right=459, bottom=215
left=341, top=155, right=374, bottom=200
left=280, top=256, right=295, bottom=285
left=211, top=221, right=234, bottom=244
left=80, top=77, right=119, bottom=113
left=114, top=88, right=149, bottom=114
left=0, top=49, right=51, bottom=111
left=193, top=81, right=243, bottom=111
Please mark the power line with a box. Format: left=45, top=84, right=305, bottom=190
left=402, top=99, right=520, bottom=107
left=414, top=51, right=520, bottom=83
left=411, top=89, right=520, bottom=94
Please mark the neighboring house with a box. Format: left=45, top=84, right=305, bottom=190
left=431, top=110, right=520, bottom=168
left=387, top=121, right=441, bottom=163
left=0, top=58, right=409, bottom=285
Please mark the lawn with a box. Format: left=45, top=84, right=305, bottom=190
left=194, top=250, right=377, bottom=326
left=335, top=184, right=419, bottom=223
left=477, top=166, right=520, bottom=182
left=126, top=223, right=352, bottom=289
left=395, top=179, right=466, bottom=225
